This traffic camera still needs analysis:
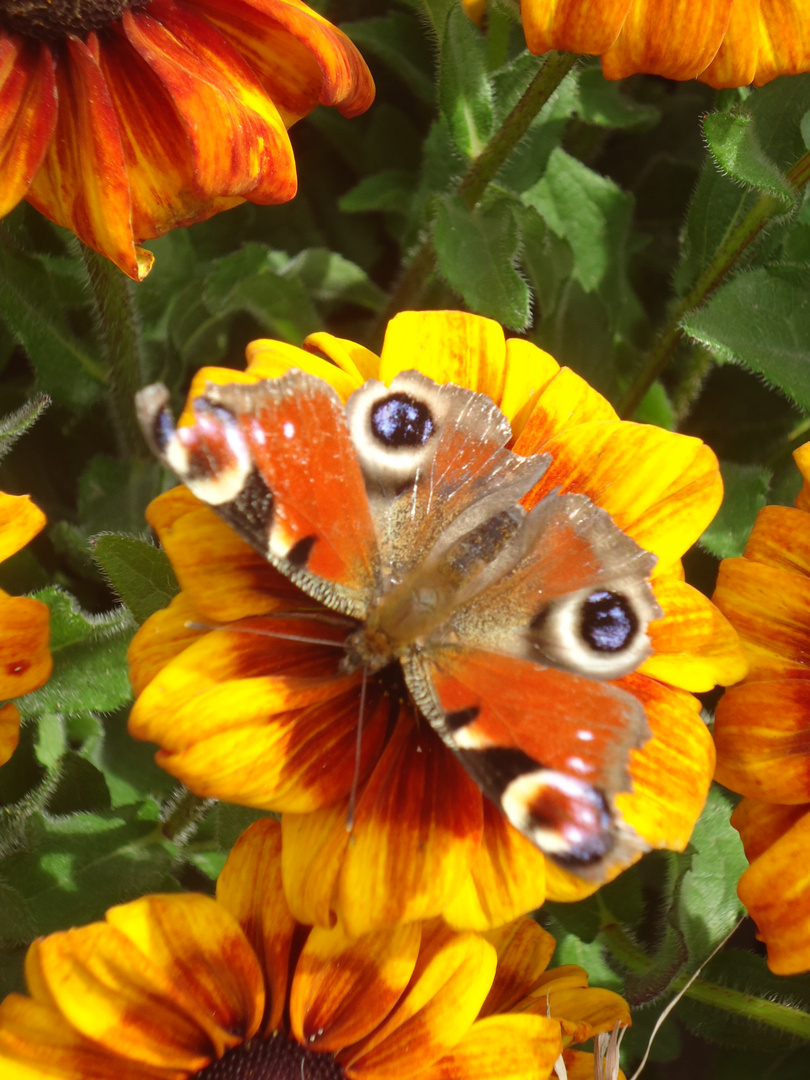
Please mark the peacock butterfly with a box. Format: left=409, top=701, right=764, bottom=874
left=136, top=369, right=662, bottom=881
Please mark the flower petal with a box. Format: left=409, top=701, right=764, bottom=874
left=731, top=795, right=808, bottom=863
left=216, top=818, right=296, bottom=1032
left=304, top=330, right=381, bottom=385
left=378, top=311, right=507, bottom=404
left=742, top=504, right=810, bottom=578
left=534, top=966, right=630, bottom=1041
left=500, top=338, right=560, bottom=433
left=418, top=1013, right=562, bottom=1080
left=282, top=797, right=352, bottom=926
left=708, top=0, right=810, bottom=87
left=715, top=680, right=810, bottom=803
left=336, top=716, right=484, bottom=937
left=480, top=919, right=556, bottom=1015
left=442, top=800, right=547, bottom=931
left=512, top=367, right=617, bottom=457
left=0, top=491, right=47, bottom=563
left=563, top=1047, right=626, bottom=1080
left=289, top=919, right=422, bottom=1051
left=0, top=36, right=56, bottom=216
left=520, top=0, right=631, bottom=56
left=127, top=591, right=206, bottom=697
left=736, top=807, right=810, bottom=974
left=0, top=993, right=176, bottom=1080
left=640, top=576, right=747, bottom=691
left=343, top=922, right=497, bottom=1078
left=713, top=557, right=810, bottom=678
left=0, top=594, right=51, bottom=700
left=522, top=421, right=721, bottom=568
left=27, top=34, right=151, bottom=280
left=244, top=336, right=362, bottom=399
left=0, top=702, right=20, bottom=766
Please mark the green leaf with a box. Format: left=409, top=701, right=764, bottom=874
left=0, top=395, right=49, bottom=462
left=91, top=534, right=179, bottom=626
left=77, top=455, right=162, bottom=536
left=345, top=14, right=434, bottom=104
left=19, top=589, right=135, bottom=717
left=575, top=66, right=660, bottom=130
left=438, top=6, right=494, bottom=158
left=704, top=109, right=795, bottom=211
left=0, top=234, right=105, bottom=407
left=339, top=171, right=417, bottom=216
left=682, top=265, right=810, bottom=410
left=282, top=249, right=387, bottom=312
left=701, top=462, right=770, bottom=559
left=434, top=195, right=531, bottom=328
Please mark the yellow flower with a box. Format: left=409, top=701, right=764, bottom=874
left=127, top=310, right=746, bottom=937
left=512, top=0, right=810, bottom=88
left=0, top=491, right=51, bottom=766
left=0, top=817, right=630, bottom=1080
left=713, top=440, right=810, bottom=975
left=0, top=0, right=374, bottom=280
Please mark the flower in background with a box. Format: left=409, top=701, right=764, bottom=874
left=512, top=0, right=810, bottom=88
left=0, top=0, right=374, bottom=280
left=0, top=817, right=630, bottom=1080
left=127, top=310, right=745, bottom=938
left=713, top=440, right=810, bottom=975
left=0, top=491, right=51, bottom=766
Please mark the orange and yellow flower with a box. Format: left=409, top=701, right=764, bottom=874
left=0, top=817, right=630, bottom=1080
left=713, top=440, right=810, bottom=975
left=511, top=0, right=810, bottom=88
left=0, top=0, right=374, bottom=280
left=127, top=309, right=746, bottom=938
left=0, top=491, right=51, bottom=766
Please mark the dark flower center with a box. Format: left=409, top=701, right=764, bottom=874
left=0, top=0, right=147, bottom=41
left=195, top=1034, right=346, bottom=1080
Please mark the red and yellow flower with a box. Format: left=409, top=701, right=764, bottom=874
left=127, top=309, right=746, bottom=938
left=512, top=0, right=810, bottom=88
left=713, top=440, right=810, bottom=975
left=0, top=491, right=51, bottom=766
left=0, top=0, right=374, bottom=280
left=0, top=817, right=630, bottom=1080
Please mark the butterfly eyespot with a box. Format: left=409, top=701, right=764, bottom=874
left=579, top=590, right=638, bottom=653
left=370, top=392, right=436, bottom=448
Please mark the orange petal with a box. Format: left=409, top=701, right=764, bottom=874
left=480, top=919, right=556, bottom=1015
left=563, top=1047, right=626, bottom=1080
left=520, top=0, right=632, bottom=56
left=0, top=36, right=56, bottom=216
left=0, top=701, right=20, bottom=767
left=523, top=421, right=721, bottom=568
left=713, top=557, right=810, bottom=679
left=742, top=504, right=810, bottom=578
left=0, top=594, right=52, bottom=699
left=736, top=807, right=810, bottom=974
left=442, top=799, right=547, bottom=930
left=336, top=716, right=484, bottom=937
left=512, top=367, right=617, bottom=458
left=378, top=311, right=507, bottom=404
left=418, top=1013, right=562, bottom=1080
left=122, top=1, right=296, bottom=205
left=25, top=901, right=255, bottom=1070
left=191, top=0, right=375, bottom=121
left=289, top=919, right=422, bottom=1052
left=216, top=819, right=296, bottom=1032
left=144, top=486, right=300, bottom=623
left=601, top=0, right=734, bottom=82
left=127, top=591, right=206, bottom=697
left=641, top=576, right=747, bottom=691
left=282, top=797, right=352, bottom=926
left=0, top=491, right=47, bottom=563
left=500, top=338, right=561, bottom=433
left=715, top=680, right=810, bottom=803
left=0, top=993, right=176, bottom=1080
left=343, top=922, right=497, bottom=1078
left=731, top=796, right=808, bottom=863
left=534, top=967, right=630, bottom=1041
left=27, top=34, right=151, bottom=281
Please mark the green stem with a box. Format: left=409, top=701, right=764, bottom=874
left=372, top=52, right=578, bottom=344
left=161, top=787, right=214, bottom=842
left=81, top=245, right=147, bottom=458
left=619, top=147, right=810, bottom=419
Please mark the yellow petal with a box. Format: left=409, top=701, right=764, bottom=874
left=480, top=919, right=556, bottom=1014
left=377, top=310, right=507, bottom=403
left=282, top=797, right=352, bottom=927
left=289, top=919, right=421, bottom=1052
left=500, top=338, right=560, bottom=434
left=0, top=492, right=46, bottom=563
left=0, top=594, right=51, bottom=699
left=216, top=819, right=296, bottom=1032
left=641, top=575, right=747, bottom=691
left=244, top=337, right=361, bottom=399
left=304, top=331, right=381, bottom=385
left=418, top=1013, right=562, bottom=1080
left=512, top=367, right=617, bottom=457
left=127, top=591, right=206, bottom=697
left=0, top=702, right=20, bottom=767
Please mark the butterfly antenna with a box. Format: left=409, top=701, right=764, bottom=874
left=184, top=621, right=348, bottom=649
left=346, top=664, right=368, bottom=833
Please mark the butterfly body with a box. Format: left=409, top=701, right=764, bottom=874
left=137, top=368, right=662, bottom=880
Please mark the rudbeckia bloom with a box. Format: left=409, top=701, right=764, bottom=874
left=127, top=309, right=746, bottom=937
left=0, top=817, right=631, bottom=1080
left=713, top=441, right=810, bottom=975
left=0, top=0, right=374, bottom=280
left=515, top=0, right=810, bottom=88
left=0, top=491, right=51, bottom=766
